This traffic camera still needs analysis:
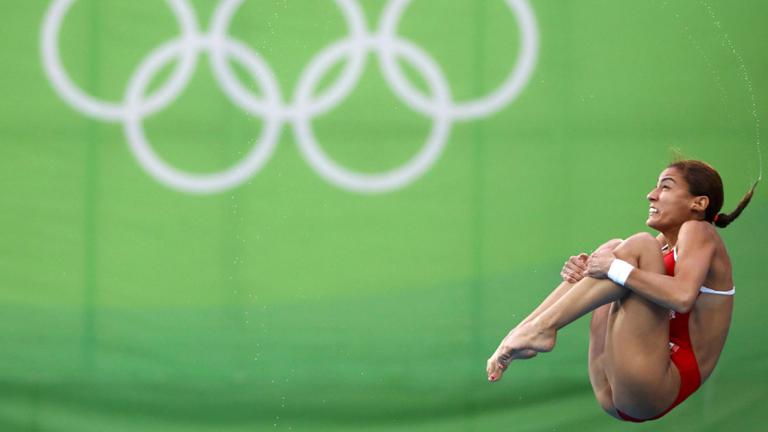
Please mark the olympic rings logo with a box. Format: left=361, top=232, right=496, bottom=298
left=41, top=0, right=538, bottom=194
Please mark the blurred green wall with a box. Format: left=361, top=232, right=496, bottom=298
left=1, top=1, right=766, bottom=431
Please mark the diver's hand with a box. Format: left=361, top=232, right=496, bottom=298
left=586, top=249, right=615, bottom=279
left=561, top=253, right=588, bottom=283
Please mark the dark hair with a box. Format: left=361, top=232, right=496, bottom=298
left=667, top=160, right=758, bottom=228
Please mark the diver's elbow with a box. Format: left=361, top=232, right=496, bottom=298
left=673, top=291, right=697, bottom=314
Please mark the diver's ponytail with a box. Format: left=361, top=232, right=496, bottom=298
left=714, top=180, right=759, bottom=228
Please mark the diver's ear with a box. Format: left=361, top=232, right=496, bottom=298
left=691, top=195, right=709, bottom=214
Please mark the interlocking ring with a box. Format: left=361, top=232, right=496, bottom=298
left=41, top=0, right=538, bottom=194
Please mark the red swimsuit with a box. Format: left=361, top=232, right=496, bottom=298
left=617, top=250, right=702, bottom=422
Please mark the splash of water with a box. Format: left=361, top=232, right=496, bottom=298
left=662, top=0, right=763, bottom=183
left=699, top=0, right=762, bottom=182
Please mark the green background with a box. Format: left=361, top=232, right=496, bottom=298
left=2, top=0, right=766, bottom=430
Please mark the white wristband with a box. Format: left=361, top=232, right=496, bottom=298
left=607, top=259, right=634, bottom=286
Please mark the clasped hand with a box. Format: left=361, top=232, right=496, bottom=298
left=561, top=249, right=616, bottom=281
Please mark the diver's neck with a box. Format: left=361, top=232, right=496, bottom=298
left=662, top=228, right=680, bottom=250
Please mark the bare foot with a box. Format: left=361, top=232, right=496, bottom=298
left=486, top=320, right=557, bottom=382
left=486, top=348, right=537, bottom=382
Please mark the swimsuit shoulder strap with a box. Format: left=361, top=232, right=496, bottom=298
left=673, top=247, right=736, bottom=296
left=699, top=286, right=736, bottom=296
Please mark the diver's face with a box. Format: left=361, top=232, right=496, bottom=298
left=646, top=168, right=698, bottom=230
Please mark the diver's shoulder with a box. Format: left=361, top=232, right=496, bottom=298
left=680, top=220, right=718, bottom=239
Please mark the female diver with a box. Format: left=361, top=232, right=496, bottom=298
left=486, top=160, right=757, bottom=422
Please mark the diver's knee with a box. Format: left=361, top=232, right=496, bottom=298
left=593, top=238, right=623, bottom=254
left=626, top=232, right=657, bottom=246
left=614, top=232, right=657, bottom=257
left=623, top=232, right=656, bottom=246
